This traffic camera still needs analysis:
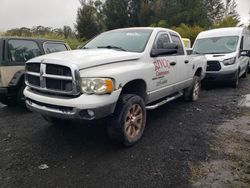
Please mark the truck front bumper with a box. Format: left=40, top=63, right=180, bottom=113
left=24, top=87, right=122, bottom=120
left=203, top=69, right=237, bottom=82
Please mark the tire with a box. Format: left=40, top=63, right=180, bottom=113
left=184, top=76, right=201, bottom=102
left=0, top=98, right=16, bottom=106
left=231, top=70, right=239, bottom=88
left=17, top=85, right=26, bottom=106
left=242, top=65, right=248, bottom=78
left=107, top=94, right=146, bottom=147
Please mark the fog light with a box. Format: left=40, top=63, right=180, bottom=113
left=87, top=110, right=95, bottom=117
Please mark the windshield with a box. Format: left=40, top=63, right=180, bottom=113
left=193, top=36, right=239, bottom=54
left=83, top=29, right=153, bottom=53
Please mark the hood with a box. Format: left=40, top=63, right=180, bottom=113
left=27, top=49, right=142, bottom=70
left=205, top=52, right=237, bottom=62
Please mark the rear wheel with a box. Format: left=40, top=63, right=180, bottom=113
left=107, top=94, right=146, bottom=147
left=184, top=76, right=201, bottom=101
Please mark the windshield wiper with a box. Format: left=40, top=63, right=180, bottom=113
left=97, top=45, right=127, bottom=51
left=192, top=51, right=203, bottom=54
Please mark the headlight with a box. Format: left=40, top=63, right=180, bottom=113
left=223, top=57, right=236, bottom=66
left=80, top=78, right=114, bottom=94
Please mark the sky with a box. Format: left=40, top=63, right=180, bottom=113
left=0, top=0, right=249, bottom=32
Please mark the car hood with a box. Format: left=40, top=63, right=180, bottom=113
left=27, top=49, right=142, bottom=70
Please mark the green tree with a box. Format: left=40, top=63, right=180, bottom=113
left=213, top=16, right=240, bottom=28
left=223, top=0, right=240, bottom=25
left=75, top=0, right=102, bottom=39
left=204, top=0, right=225, bottom=25
left=172, top=23, right=204, bottom=44
left=103, top=0, right=139, bottom=29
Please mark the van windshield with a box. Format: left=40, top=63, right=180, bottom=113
left=83, top=29, right=153, bottom=53
left=193, top=36, right=239, bottom=54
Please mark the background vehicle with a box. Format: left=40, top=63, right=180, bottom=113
left=182, top=38, right=191, bottom=48
left=192, top=27, right=250, bottom=88
left=0, top=37, right=70, bottom=106
left=24, top=27, right=207, bottom=146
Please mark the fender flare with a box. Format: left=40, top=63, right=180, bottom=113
left=8, top=70, right=25, bottom=87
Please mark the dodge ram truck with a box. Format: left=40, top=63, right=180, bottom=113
left=24, top=27, right=207, bottom=146
left=0, top=37, right=70, bottom=106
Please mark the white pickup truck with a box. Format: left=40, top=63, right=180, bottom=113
left=24, top=27, right=207, bottom=146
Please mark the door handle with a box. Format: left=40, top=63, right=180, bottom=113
left=184, top=60, right=189, bottom=64
left=170, top=62, right=176, bottom=66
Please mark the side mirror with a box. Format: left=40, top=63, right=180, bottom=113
left=240, top=50, right=250, bottom=57
left=151, top=43, right=178, bottom=57
left=186, top=48, right=193, bottom=55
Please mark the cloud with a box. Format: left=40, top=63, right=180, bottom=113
left=0, top=0, right=80, bottom=31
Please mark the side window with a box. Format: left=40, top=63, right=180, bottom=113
left=44, top=43, right=68, bottom=54
left=154, top=33, right=171, bottom=49
left=240, top=36, right=244, bottom=50
left=7, top=40, right=41, bottom=62
left=170, top=34, right=184, bottom=55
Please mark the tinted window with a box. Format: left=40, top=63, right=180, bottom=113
left=7, top=40, right=41, bottom=62
left=154, top=33, right=171, bottom=49
left=170, top=34, right=184, bottom=55
left=44, top=43, right=68, bottom=54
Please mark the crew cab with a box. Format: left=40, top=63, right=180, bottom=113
left=0, top=37, right=70, bottom=106
left=24, top=27, right=207, bottom=146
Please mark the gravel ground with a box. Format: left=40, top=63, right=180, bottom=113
left=0, top=78, right=250, bottom=188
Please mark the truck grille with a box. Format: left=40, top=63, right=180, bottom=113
left=206, top=61, right=221, bottom=71
left=25, top=62, right=80, bottom=96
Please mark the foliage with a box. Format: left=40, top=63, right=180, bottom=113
left=172, top=24, right=204, bottom=44
left=213, top=16, right=241, bottom=28
left=3, top=26, right=82, bottom=49
left=204, top=0, right=225, bottom=25
left=75, top=0, right=104, bottom=39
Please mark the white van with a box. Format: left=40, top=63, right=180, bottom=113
left=192, top=27, right=250, bottom=87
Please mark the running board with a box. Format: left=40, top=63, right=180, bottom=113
left=146, top=92, right=183, bottom=110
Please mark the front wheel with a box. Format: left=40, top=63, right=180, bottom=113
left=107, top=94, right=146, bottom=147
left=184, top=76, right=201, bottom=101
left=231, top=71, right=239, bottom=88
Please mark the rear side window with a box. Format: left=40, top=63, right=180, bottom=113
left=7, top=40, right=42, bottom=62
left=44, top=43, right=68, bottom=54
left=170, top=34, right=184, bottom=55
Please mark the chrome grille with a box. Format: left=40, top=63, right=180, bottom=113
left=25, top=62, right=80, bottom=96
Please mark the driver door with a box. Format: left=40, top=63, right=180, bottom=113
left=147, top=31, right=178, bottom=102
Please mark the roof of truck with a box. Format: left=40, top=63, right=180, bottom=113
left=197, top=27, right=248, bottom=39
left=0, top=36, right=65, bottom=43
left=106, top=27, right=180, bottom=36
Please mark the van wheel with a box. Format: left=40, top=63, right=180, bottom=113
left=242, top=65, right=248, bottom=78
left=184, top=76, right=201, bottom=101
left=107, top=94, right=146, bottom=147
left=232, top=71, right=239, bottom=88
